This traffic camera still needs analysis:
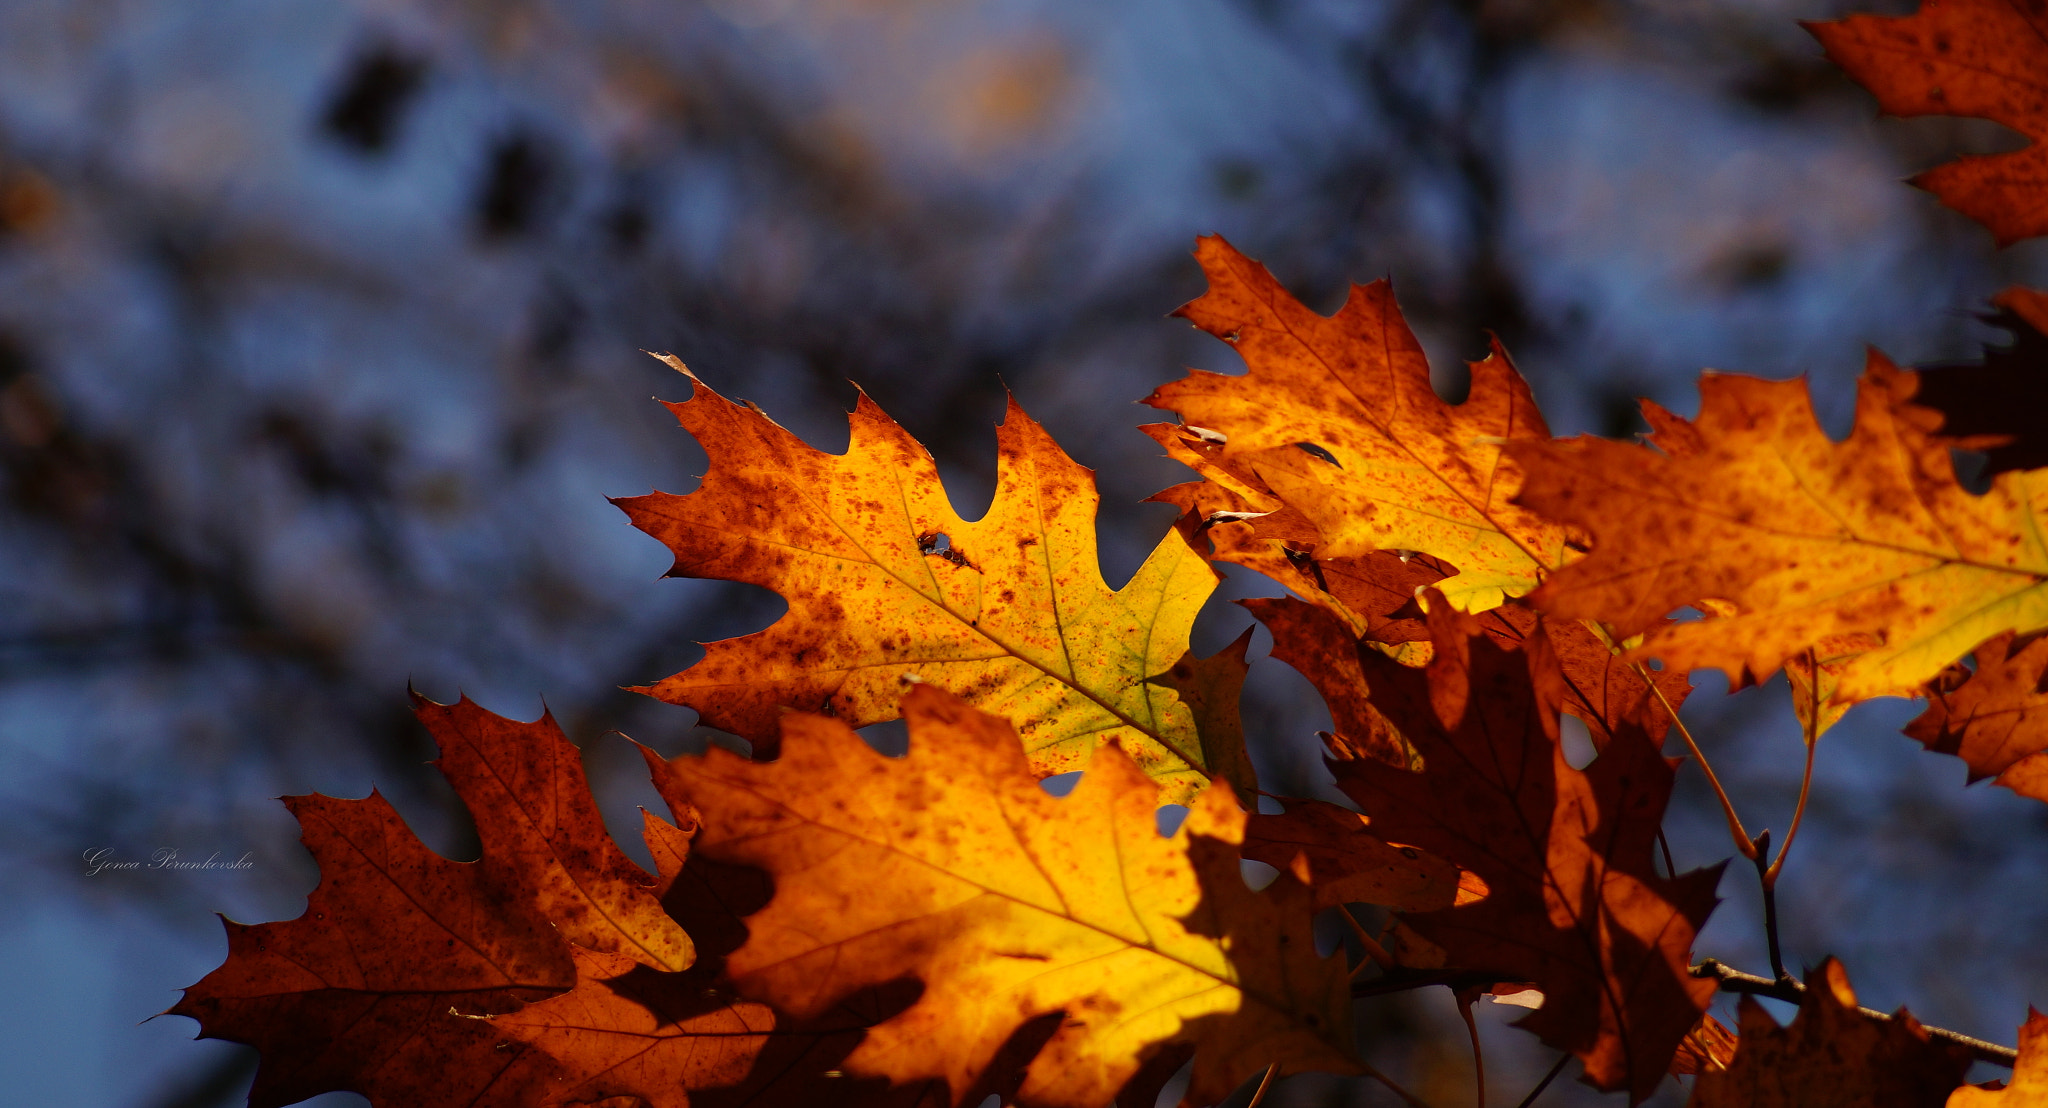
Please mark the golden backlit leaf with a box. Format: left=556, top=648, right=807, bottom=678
left=1142, top=235, right=1566, bottom=612
left=1331, top=598, right=1722, bottom=1103
left=1809, top=0, right=2048, bottom=245
left=1906, top=630, right=2048, bottom=802
left=169, top=696, right=690, bottom=1108
left=618, top=356, right=1223, bottom=802
left=1690, top=960, right=1971, bottom=1108
left=651, top=682, right=1359, bottom=1108
left=1949, top=1009, right=2048, bottom=1106
left=1511, top=353, right=2048, bottom=704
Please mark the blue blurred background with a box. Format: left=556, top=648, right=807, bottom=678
left=2, top=0, right=2046, bottom=1104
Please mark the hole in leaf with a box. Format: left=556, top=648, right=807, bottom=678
left=1294, top=442, right=1341, bottom=467
left=1039, top=771, right=1081, bottom=797
left=856, top=719, right=909, bottom=757
left=1239, top=858, right=1279, bottom=891
left=1952, top=448, right=1992, bottom=494
left=1560, top=714, right=1596, bottom=770
left=1155, top=804, right=1189, bottom=837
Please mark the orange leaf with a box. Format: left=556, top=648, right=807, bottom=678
left=1329, top=598, right=1722, bottom=1103
left=169, top=695, right=692, bottom=1108
left=1143, top=235, right=1566, bottom=612
left=1950, top=1009, right=2048, bottom=1106
left=1809, top=1, right=2048, bottom=245
left=1906, top=630, right=2048, bottom=802
left=1692, top=959, right=1972, bottom=1107
left=650, top=682, right=1359, bottom=1108
left=1510, top=352, right=2048, bottom=704
left=618, top=357, right=1228, bottom=803
left=494, top=810, right=951, bottom=1108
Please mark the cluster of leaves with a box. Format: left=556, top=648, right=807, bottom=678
left=175, top=3, right=2048, bottom=1106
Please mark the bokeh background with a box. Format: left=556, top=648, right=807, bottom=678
left=2, top=0, right=2046, bottom=1105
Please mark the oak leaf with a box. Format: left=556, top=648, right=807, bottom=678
left=493, top=809, right=951, bottom=1108
left=1510, top=353, right=2048, bottom=703
left=1142, top=236, right=1566, bottom=612
left=1950, top=1009, right=2048, bottom=1106
left=650, top=681, right=1359, bottom=1108
left=170, top=695, right=692, bottom=1108
left=1689, top=959, right=1971, bottom=1108
left=1239, top=797, right=1467, bottom=914
left=1809, top=0, right=2048, bottom=245
left=1330, top=597, right=1722, bottom=1103
left=1671, top=1014, right=1738, bottom=1077
left=1915, top=287, right=2048, bottom=476
left=1906, top=630, right=2048, bottom=802
left=618, top=356, right=1228, bottom=803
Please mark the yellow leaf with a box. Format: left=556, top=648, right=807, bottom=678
left=649, top=683, right=1359, bottom=1108
left=618, top=357, right=1226, bottom=803
left=1511, top=353, right=2048, bottom=703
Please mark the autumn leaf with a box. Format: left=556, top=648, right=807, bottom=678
left=1690, top=959, right=1972, bottom=1108
left=1915, top=287, right=2048, bottom=476
left=649, top=681, right=1358, bottom=1108
left=1329, top=597, right=1722, bottom=1103
left=1905, top=630, right=2048, bottom=802
left=493, top=809, right=951, bottom=1108
left=1950, top=1009, right=2048, bottom=1106
left=1510, top=352, right=2048, bottom=704
left=1242, top=585, right=1689, bottom=760
left=1671, top=1014, right=1738, bottom=1077
left=170, top=695, right=692, bottom=1108
left=1142, top=235, right=1566, bottom=613
left=1809, top=0, right=2048, bottom=245
left=618, top=356, right=1227, bottom=803
left=1239, top=798, right=1467, bottom=914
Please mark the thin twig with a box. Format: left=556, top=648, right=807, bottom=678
left=1638, top=664, right=1756, bottom=860
left=1457, top=996, right=1486, bottom=1108
left=1656, top=828, right=1677, bottom=880
left=1245, top=1063, right=1279, bottom=1108
left=1764, top=728, right=1820, bottom=886
left=1341, top=905, right=1396, bottom=976
left=1513, top=1053, right=1571, bottom=1108
left=1747, top=830, right=1788, bottom=983
left=1690, top=960, right=2018, bottom=1066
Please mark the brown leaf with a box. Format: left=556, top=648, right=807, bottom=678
left=169, top=695, right=691, bottom=1108
left=1240, top=798, right=1466, bottom=914
left=618, top=357, right=1223, bottom=802
left=1905, top=630, right=2048, bottom=802
left=1510, top=352, right=2048, bottom=704
left=1915, top=287, right=2048, bottom=476
left=1689, top=959, right=1971, bottom=1107
left=1809, top=1, right=2048, bottom=245
left=1671, top=1014, right=1738, bottom=1077
left=652, top=682, right=1359, bottom=1108
left=1331, top=597, right=1723, bottom=1103
left=1143, top=235, right=1566, bottom=612
left=1950, top=1009, right=2048, bottom=1106
left=1147, top=626, right=1261, bottom=799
